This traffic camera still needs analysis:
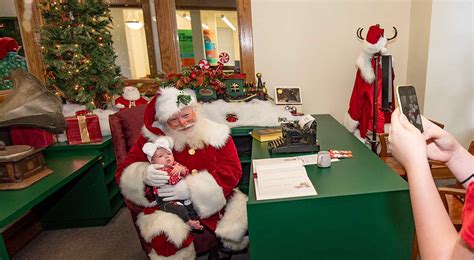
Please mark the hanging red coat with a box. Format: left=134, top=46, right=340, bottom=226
left=347, top=58, right=395, bottom=139
left=345, top=24, right=395, bottom=140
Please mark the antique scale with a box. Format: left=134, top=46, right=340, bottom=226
left=0, top=70, right=66, bottom=190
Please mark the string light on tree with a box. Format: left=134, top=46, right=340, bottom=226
left=40, top=0, right=122, bottom=110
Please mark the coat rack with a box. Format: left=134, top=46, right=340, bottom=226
left=356, top=25, right=398, bottom=153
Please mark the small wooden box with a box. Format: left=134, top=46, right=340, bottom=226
left=0, top=148, right=48, bottom=183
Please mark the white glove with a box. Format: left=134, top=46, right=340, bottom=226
left=157, top=180, right=190, bottom=201
left=143, top=164, right=169, bottom=186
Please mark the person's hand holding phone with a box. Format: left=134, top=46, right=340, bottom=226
left=421, top=116, right=461, bottom=164
left=396, top=86, right=424, bottom=132
left=389, top=108, right=428, bottom=170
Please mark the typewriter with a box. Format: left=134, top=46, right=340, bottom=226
left=268, top=119, right=320, bottom=154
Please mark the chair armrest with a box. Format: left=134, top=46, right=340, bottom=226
left=109, top=113, right=128, bottom=166
left=438, top=187, right=466, bottom=211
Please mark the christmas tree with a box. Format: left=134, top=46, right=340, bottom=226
left=40, top=0, right=122, bottom=110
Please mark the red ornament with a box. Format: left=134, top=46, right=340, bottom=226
left=88, top=86, right=94, bottom=91
left=226, top=113, right=238, bottom=123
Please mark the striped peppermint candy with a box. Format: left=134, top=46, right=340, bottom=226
left=219, top=52, right=230, bottom=64
left=198, top=59, right=210, bottom=69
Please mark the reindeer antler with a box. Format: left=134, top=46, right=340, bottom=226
left=356, top=27, right=364, bottom=40
left=387, top=26, right=398, bottom=41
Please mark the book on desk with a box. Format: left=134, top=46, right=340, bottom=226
left=251, top=127, right=282, bottom=142
left=253, top=157, right=317, bottom=200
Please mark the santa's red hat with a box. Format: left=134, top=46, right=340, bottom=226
left=363, top=24, right=387, bottom=55
left=143, top=87, right=197, bottom=135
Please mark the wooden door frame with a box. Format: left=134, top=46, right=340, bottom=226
left=156, top=0, right=256, bottom=82
left=105, top=0, right=158, bottom=78
left=0, top=0, right=45, bottom=103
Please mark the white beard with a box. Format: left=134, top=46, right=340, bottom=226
left=161, top=117, right=206, bottom=152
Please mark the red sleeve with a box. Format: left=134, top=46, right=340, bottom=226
left=115, top=134, right=149, bottom=185
left=211, top=137, right=242, bottom=197
left=461, top=182, right=474, bottom=248
left=348, top=71, right=364, bottom=121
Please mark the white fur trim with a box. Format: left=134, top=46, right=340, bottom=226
left=202, top=118, right=230, bottom=148
left=363, top=37, right=387, bottom=55
left=142, top=117, right=229, bottom=151
left=136, top=211, right=190, bottom=247
left=200, top=99, right=299, bottom=128
left=215, top=190, right=248, bottom=242
left=186, top=170, right=226, bottom=218
left=356, top=51, right=375, bottom=84
left=148, top=243, right=196, bottom=260
left=356, top=37, right=388, bottom=84
left=120, top=162, right=157, bottom=207
left=343, top=112, right=359, bottom=133
left=353, top=129, right=367, bottom=143
left=155, top=88, right=197, bottom=122
left=221, top=236, right=249, bottom=251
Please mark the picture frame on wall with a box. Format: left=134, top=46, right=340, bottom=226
left=274, top=86, right=302, bottom=105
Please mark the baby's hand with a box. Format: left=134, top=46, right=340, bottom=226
left=171, top=164, right=187, bottom=175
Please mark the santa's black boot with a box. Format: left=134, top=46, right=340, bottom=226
left=207, top=243, right=235, bottom=260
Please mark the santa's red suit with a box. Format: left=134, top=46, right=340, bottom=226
left=345, top=25, right=395, bottom=140
left=115, top=87, right=248, bottom=259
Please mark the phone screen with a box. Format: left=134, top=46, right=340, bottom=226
left=397, top=86, right=424, bottom=132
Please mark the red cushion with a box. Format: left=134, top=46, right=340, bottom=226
left=109, top=105, right=146, bottom=165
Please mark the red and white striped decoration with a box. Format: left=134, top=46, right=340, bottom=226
left=219, top=52, right=230, bottom=64
left=198, top=59, right=210, bottom=69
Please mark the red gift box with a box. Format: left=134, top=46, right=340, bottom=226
left=10, top=127, right=55, bottom=148
left=65, top=110, right=103, bottom=145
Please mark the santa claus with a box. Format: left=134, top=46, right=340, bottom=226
left=115, top=87, right=248, bottom=259
left=114, top=86, right=148, bottom=110
left=344, top=24, right=395, bottom=142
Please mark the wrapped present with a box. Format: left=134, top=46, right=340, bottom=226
left=65, top=110, right=102, bottom=145
left=10, top=127, right=55, bottom=148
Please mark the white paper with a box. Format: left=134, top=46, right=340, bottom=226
left=297, top=154, right=318, bottom=165
left=253, top=157, right=317, bottom=200
left=298, top=114, right=315, bottom=129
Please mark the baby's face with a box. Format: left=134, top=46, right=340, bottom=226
left=151, top=148, right=174, bottom=165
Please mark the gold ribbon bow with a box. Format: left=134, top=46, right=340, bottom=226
left=77, top=115, right=91, bottom=143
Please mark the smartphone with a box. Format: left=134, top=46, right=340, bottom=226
left=396, top=85, right=424, bottom=132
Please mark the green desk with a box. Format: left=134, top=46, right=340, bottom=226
left=0, top=153, right=99, bottom=259
left=0, top=137, right=122, bottom=259
left=247, top=114, right=414, bottom=259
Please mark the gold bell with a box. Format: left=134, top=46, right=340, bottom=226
left=188, top=148, right=196, bottom=155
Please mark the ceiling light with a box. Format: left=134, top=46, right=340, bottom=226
left=202, top=23, right=209, bottom=29
left=220, top=15, right=235, bottom=31
left=125, top=20, right=143, bottom=30
left=182, top=14, right=191, bottom=21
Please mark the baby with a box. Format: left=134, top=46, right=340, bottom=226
left=142, top=137, right=202, bottom=230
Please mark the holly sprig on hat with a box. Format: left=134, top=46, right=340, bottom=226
left=176, top=92, right=192, bottom=107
